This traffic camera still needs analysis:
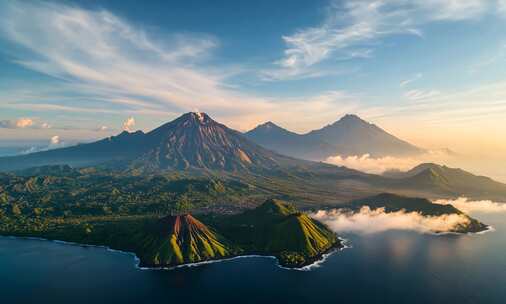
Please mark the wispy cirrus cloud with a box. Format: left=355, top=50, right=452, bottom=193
left=403, top=89, right=441, bottom=101
left=392, top=81, right=506, bottom=126
left=0, top=1, right=383, bottom=132
left=400, top=73, right=422, bottom=87
left=266, top=0, right=496, bottom=80
left=468, top=43, right=506, bottom=74
left=1, top=0, right=505, bottom=142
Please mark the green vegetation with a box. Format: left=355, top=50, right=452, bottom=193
left=0, top=164, right=489, bottom=268
left=209, top=199, right=340, bottom=267
left=0, top=168, right=253, bottom=232
left=0, top=195, right=340, bottom=268
left=133, top=214, right=240, bottom=266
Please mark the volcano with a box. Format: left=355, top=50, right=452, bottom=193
left=134, top=214, right=237, bottom=267
left=0, top=112, right=303, bottom=172
left=131, top=112, right=293, bottom=172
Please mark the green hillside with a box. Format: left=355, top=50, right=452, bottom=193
left=133, top=214, right=239, bottom=267
left=214, top=199, right=340, bottom=267
left=0, top=198, right=340, bottom=269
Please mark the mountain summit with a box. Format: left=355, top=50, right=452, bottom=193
left=131, top=112, right=287, bottom=171
left=246, top=114, right=424, bottom=160
left=306, top=114, right=424, bottom=157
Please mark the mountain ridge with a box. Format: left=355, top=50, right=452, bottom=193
left=244, top=121, right=337, bottom=160
left=1, top=113, right=506, bottom=201
left=245, top=114, right=425, bottom=160
left=0, top=112, right=308, bottom=173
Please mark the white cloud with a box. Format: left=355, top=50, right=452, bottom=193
left=50, top=135, right=61, bottom=146
left=400, top=73, right=422, bottom=87
left=20, top=135, right=65, bottom=154
left=0, top=1, right=387, bottom=132
left=0, top=117, right=51, bottom=129
left=325, top=151, right=453, bottom=175
left=0, top=118, right=33, bottom=128
left=500, top=0, right=506, bottom=15
left=389, top=80, right=506, bottom=127
left=0, top=0, right=503, bottom=140
left=267, top=0, right=494, bottom=80
left=15, top=118, right=34, bottom=128
left=404, top=89, right=441, bottom=101
left=435, top=197, right=506, bottom=214
left=420, top=0, right=489, bottom=21
left=122, top=117, right=136, bottom=132
left=469, top=43, right=506, bottom=74
left=310, top=206, right=471, bottom=234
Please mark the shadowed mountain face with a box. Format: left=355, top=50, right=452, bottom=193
left=385, top=163, right=506, bottom=201
left=0, top=112, right=302, bottom=172
left=244, top=122, right=337, bottom=160
left=245, top=114, right=424, bottom=160
left=0, top=130, right=147, bottom=171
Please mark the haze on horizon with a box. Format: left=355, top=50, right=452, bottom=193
left=0, top=0, right=505, bottom=181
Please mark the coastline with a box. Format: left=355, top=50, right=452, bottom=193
left=429, top=224, right=494, bottom=236
left=0, top=235, right=350, bottom=271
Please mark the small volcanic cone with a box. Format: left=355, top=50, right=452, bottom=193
left=136, top=214, right=236, bottom=267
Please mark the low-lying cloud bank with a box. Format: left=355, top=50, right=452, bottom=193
left=310, top=207, right=470, bottom=234
left=435, top=197, right=506, bottom=214
left=324, top=151, right=453, bottom=175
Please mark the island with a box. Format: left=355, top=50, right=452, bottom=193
left=0, top=199, right=341, bottom=269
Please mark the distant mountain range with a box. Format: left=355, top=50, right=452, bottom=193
left=245, top=114, right=424, bottom=160
left=0, top=112, right=505, bottom=201
left=382, top=163, right=506, bottom=201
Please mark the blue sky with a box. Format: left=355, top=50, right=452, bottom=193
left=0, top=0, right=505, bottom=160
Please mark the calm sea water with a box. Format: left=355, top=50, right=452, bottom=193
left=1, top=213, right=505, bottom=304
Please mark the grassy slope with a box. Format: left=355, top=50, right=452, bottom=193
left=133, top=214, right=239, bottom=267
left=212, top=199, right=339, bottom=267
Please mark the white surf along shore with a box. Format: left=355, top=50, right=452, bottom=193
left=2, top=235, right=351, bottom=272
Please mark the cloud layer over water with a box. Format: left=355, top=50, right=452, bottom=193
left=435, top=197, right=506, bottom=214
left=310, top=207, right=470, bottom=234
left=325, top=151, right=453, bottom=175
